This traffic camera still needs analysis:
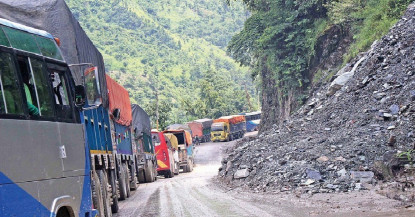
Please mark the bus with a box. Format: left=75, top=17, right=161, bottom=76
left=0, top=18, right=96, bottom=217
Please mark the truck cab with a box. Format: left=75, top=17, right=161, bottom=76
left=211, top=122, right=230, bottom=142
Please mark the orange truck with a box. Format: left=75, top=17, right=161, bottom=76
left=211, top=115, right=246, bottom=142
left=187, top=118, right=213, bottom=144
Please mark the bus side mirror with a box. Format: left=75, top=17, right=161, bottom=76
left=74, top=85, right=86, bottom=108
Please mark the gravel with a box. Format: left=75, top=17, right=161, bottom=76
left=218, top=3, right=415, bottom=203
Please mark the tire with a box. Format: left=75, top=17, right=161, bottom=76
left=92, top=171, right=105, bottom=217
left=226, top=135, right=230, bottom=142
left=97, top=169, right=112, bottom=217
left=170, top=170, right=174, bottom=178
left=130, top=162, right=138, bottom=190
left=118, top=164, right=127, bottom=201
left=188, top=159, right=193, bottom=172
left=145, top=161, right=155, bottom=182
left=137, top=168, right=145, bottom=183
left=123, top=163, right=131, bottom=198
left=174, top=162, right=180, bottom=175
left=56, top=208, right=70, bottom=217
left=109, top=169, right=119, bottom=213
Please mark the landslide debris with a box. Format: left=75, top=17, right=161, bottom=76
left=219, top=3, right=415, bottom=203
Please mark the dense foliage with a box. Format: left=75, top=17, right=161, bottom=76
left=228, top=0, right=412, bottom=129
left=66, top=0, right=258, bottom=129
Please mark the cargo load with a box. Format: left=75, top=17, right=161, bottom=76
left=106, top=75, right=132, bottom=126
left=0, top=0, right=109, bottom=107
left=211, top=115, right=246, bottom=142
left=187, top=118, right=213, bottom=143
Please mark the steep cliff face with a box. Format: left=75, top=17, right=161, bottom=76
left=259, top=24, right=352, bottom=132
left=220, top=3, right=415, bottom=202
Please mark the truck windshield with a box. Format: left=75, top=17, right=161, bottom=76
left=212, top=125, right=224, bottom=131
left=151, top=133, right=161, bottom=146
left=84, top=67, right=101, bottom=106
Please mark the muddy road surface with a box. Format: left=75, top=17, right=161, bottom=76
left=115, top=133, right=415, bottom=217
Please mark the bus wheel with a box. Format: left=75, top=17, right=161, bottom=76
left=118, top=165, right=127, bottom=201
left=92, top=171, right=105, bottom=217
left=98, top=169, right=112, bottom=217
left=123, top=163, right=131, bottom=197
left=109, top=169, right=119, bottom=213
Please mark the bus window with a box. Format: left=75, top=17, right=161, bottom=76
left=0, top=52, right=24, bottom=114
left=50, top=70, right=73, bottom=120
left=18, top=57, right=54, bottom=117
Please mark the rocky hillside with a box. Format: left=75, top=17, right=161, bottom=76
left=219, top=3, right=415, bottom=203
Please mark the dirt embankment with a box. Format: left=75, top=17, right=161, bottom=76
left=219, top=3, right=415, bottom=204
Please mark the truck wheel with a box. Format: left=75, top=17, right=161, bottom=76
left=226, top=136, right=230, bottom=142
left=92, top=171, right=105, bottom=217
left=109, top=169, right=119, bottom=213
left=123, top=163, right=131, bottom=198
left=137, top=169, right=145, bottom=183
left=97, top=169, right=112, bottom=217
left=118, top=164, right=127, bottom=201
left=145, top=161, right=155, bottom=182
left=188, top=160, right=194, bottom=172
left=130, top=163, right=138, bottom=190
left=174, top=162, right=180, bottom=175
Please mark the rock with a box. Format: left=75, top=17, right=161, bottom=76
left=410, top=90, right=415, bottom=101
left=234, top=168, right=250, bottom=179
left=317, top=156, right=329, bottom=163
left=335, top=156, right=346, bottom=162
left=325, top=128, right=331, bottom=131
left=302, top=179, right=315, bottom=186
left=389, top=104, right=400, bottom=115
left=387, top=135, right=396, bottom=146
left=337, top=169, right=347, bottom=178
left=350, top=171, right=374, bottom=183
left=306, top=168, right=322, bottom=180
left=387, top=125, right=396, bottom=130
left=226, top=161, right=232, bottom=172
left=327, top=71, right=354, bottom=96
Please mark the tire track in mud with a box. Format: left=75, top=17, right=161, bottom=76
left=140, top=187, right=161, bottom=217
left=164, top=180, right=191, bottom=217
left=171, top=180, right=218, bottom=216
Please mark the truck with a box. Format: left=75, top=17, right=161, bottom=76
left=211, top=115, right=246, bottom=142
left=163, top=129, right=195, bottom=172
left=187, top=118, right=213, bottom=144
left=0, top=18, right=97, bottom=217
left=131, top=104, right=157, bottom=183
left=152, top=131, right=180, bottom=178
left=106, top=75, right=137, bottom=202
left=244, top=111, right=261, bottom=132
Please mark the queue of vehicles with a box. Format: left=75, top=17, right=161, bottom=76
left=0, top=2, right=260, bottom=216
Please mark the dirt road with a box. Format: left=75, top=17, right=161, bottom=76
left=115, top=134, right=415, bottom=217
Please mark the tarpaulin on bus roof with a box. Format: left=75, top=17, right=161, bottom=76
left=213, top=115, right=245, bottom=124
left=0, top=0, right=109, bottom=107
left=106, top=75, right=132, bottom=126
left=131, top=104, right=151, bottom=137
